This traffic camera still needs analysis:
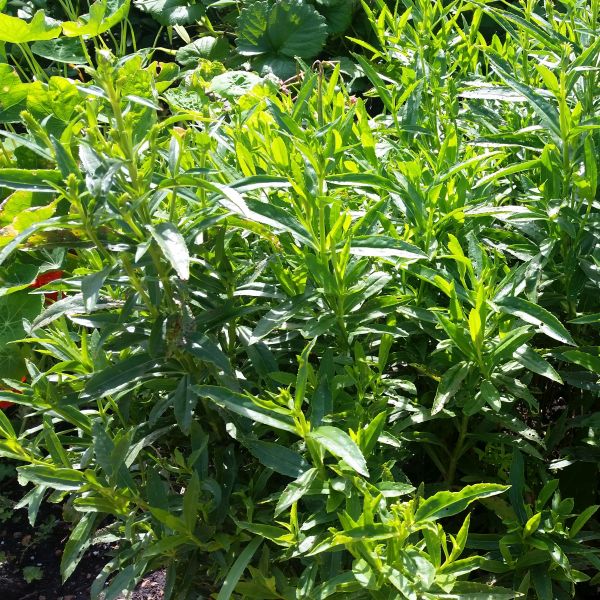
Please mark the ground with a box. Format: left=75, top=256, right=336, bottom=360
left=0, top=476, right=166, bottom=600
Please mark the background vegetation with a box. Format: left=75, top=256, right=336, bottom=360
left=1, top=0, right=599, bottom=598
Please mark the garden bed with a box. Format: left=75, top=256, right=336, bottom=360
left=1, top=0, right=599, bottom=598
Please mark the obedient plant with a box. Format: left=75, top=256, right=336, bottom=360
left=0, top=0, right=599, bottom=599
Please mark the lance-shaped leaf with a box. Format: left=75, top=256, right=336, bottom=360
left=562, top=350, right=600, bottom=374
left=274, top=467, right=318, bottom=516
left=61, top=513, right=96, bottom=580
left=488, top=53, right=561, bottom=145
left=0, top=169, right=63, bottom=193
left=415, top=483, right=509, bottom=522
left=497, top=296, right=575, bottom=345
left=149, top=222, right=190, bottom=281
left=431, top=362, right=470, bottom=415
left=307, top=426, right=369, bottom=477
left=83, top=353, right=161, bottom=399
left=216, top=537, right=262, bottom=600
left=244, top=439, right=309, bottom=478
left=18, top=465, right=87, bottom=491
left=513, top=345, right=562, bottom=383
left=196, top=385, right=297, bottom=433
left=348, top=236, right=428, bottom=260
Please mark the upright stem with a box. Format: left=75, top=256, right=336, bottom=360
left=446, top=414, right=469, bottom=486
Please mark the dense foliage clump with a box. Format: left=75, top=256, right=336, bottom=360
left=1, top=0, right=599, bottom=598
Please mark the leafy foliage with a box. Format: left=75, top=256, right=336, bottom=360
left=133, top=0, right=205, bottom=26
left=236, top=0, right=328, bottom=77
left=1, top=0, right=600, bottom=599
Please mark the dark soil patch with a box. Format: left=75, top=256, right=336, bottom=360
left=0, top=474, right=166, bottom=600
left=129, top=570, right=166, bottom=600
left=0, top=475, right=107, bottom=600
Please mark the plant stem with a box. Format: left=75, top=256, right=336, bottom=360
left=446, top=414, right=469, bottom=486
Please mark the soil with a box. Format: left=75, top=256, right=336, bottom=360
left=0, top=474, right=166, bottom=600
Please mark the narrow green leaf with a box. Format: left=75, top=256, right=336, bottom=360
left=448, top=513, right=470, bottom=562
left=150, top=222, right=190, bottom=281
left=244, top=439, right=309, bottom=478
left=497, top=296, right=575, bottom=345
left=61, top=513, right=96, bottom=581
left=513, top=345, right=562, bottom=383
left=523, top=512, right=542, bottom=537
left=18, top=465, right=86, bottom=491
left=275, top=467, right=318, bottom=516
left=81, top=266, right=111, bottom=312
left=30, top=294, right=83, bottom=332
left=508, top=449, right=528, bottom=525
left=216, top=537, right=262, bottom=600
left=250, top=292, right=315, bottom=343
left=570, top=505, right=599, bottom=538
left=84, top=354, right=160, bottom=399
left=173, top=375, right=198, bottom=434
left=307, top=426, right=369, bottom=477
left=488, top=53, right=561, bottom=144
left=295, top=338, right=315, bottom=411
left=415, top=483, right=508, bottom=522
left=531, top=564, right=553, bottom=600
left=349, top=236, right=427, bottom=260
left=183, top=332, right=232, bottom=374
left=432, top=362, right=469, bottom=415
left=183, top=471, right=200, bottom=531
left=196, top=385, right=297, bottom=433
left=0, top=408, right=16, bottom=438
left=43, top=416, right=70, bottom=468
left=0, top=169, right=62, bottom=192
left=446, top=581, right=519, bottom=598
left=236, top=521, right=291, bottom=543
left=562, top=350, right=600, bottom=374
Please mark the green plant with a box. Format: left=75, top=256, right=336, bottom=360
left=22, top=565, right=44, bottom=584
left=0, top=0, right=599, bottom=599
left=0, top=493, right=12, bottom=523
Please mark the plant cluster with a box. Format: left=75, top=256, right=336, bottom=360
left=1, top=0, right=600, bottom=599
left=1, top=0, right=366, bottom=79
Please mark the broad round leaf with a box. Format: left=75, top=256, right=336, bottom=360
left=316, top=0, right=355, bottom=35
left=254, top=55, right=297, bottom=80
left=208, top=70, right=262, bottom=98
left=31, top=38, right=87, bottom=64
left=0, top=10, right=61, bottom=44
left=237, top=0, right=328, bottom=59
left=175, top=37, right=230, bottom=66
left=0, top=65, right=29, bottom=123
left=0, top=291, right=43, bottom=379
left=62, top=0, right=130, bottom=37
left=133, top=0, right=205, bottom=25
